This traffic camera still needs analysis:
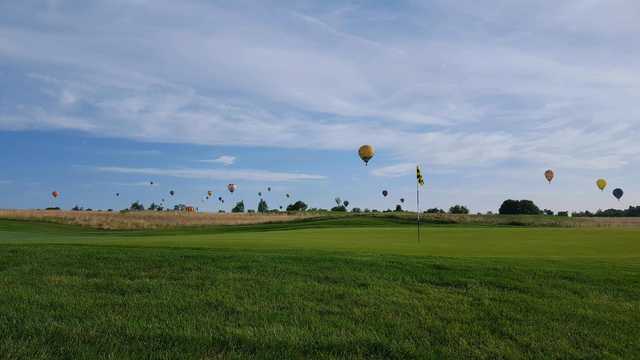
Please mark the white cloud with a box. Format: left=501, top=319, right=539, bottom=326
left=94, top=166, right=326, bottom=182
left=371, top=163, right=416, bottom=178
left=200, top=155, right=236, bottom=166
left=1, top=0, right=640, bottom=173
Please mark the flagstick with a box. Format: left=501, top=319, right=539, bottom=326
left=417, top=178, right=421, bottom=243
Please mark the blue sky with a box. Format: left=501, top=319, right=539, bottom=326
left=1, top=0, right=639, bottom=212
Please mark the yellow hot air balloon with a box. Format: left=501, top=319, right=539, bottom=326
left=596, top=179, right=607, bottom=191
left=207, top=191, right=213, bottom=197
left=358, top=145, right=375, bottom=166
left=544, top=169, right=554, bottom=183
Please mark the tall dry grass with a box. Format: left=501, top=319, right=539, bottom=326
left=1, top=210, right=640, bottom=230
left=0, top=210, right=312, bottom=230
left=382, top=212, right=640, bottom=228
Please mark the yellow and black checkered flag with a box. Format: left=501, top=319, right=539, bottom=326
left=416, top=165, right=424, bottom=186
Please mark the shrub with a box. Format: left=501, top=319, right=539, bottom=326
left=425, top=208, right=445, bottom=214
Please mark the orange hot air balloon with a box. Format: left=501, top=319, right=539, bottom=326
left=207, top=191, right=213, bottom=197
left=358, top=145, right=375, bottom=166
left=51, top=191, right=59, bottom=198
left=544, top=169, right=554, bottom=183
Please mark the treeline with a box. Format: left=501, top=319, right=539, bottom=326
left=572, top=206, right=640, bottom=217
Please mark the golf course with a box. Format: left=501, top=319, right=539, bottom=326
left=2, top=214, right=639, bottom=359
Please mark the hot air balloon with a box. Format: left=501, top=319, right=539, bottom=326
left=150, top=181, right=154, bottom=185
left=208, top=191, right=213, bottom=197
left=286, top=193, right=290, bottom=198
left=51, top=191, right=59, bottom=198
left=279, top=206, right=283, bottom=210
left=613, top=188, right=624, bottom=201
left=206, top=196, right=209, bottom=200
left=544, top=169, right=554, bottom=183
left=343, top=201, right=349, bottom=207
left=358, top=145, right=375, bottom=166
left=258, top=192, right=262, bottom=197
left=169, top=190, right=175, bottom=196
left=116, top=193, right=120, bottom=197
left=596, top=179, right=607, bottom=191
left=218, top=197, right=223, bottom=202
left=382, top=190, right=388, bottom=197
left=267, top=187, right=271, bottom=192
left=227, top=184, right=237, bottom=193
left=400, top=198, right=405, bottom=203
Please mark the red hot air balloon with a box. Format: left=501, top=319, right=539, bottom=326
left=544, top=169, right=554, bottom=183
left=51, top=191, right=59, bottom=198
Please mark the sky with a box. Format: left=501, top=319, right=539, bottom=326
left=1, top=0, right=639, bottom=213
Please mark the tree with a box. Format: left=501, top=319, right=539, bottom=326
left=499, top=199, right=540, bottom=215
left=331, top=205, right=347, bottom=212
left=149, top=202, right=163, bottom=211
left=543, top=209, right=554, bottom=216
left=173, top=204, right=186, bottom=212
left=287, top=201, right=308, bottom=212
left=449, top=205, right=469, bottom=214
left=557, top=211, right=569, bottom=217
left=351, top=207, right=361, bottom=213
left=232, top=201, right=245, bottom=213
left=258, top=199, right=269, bottom=213
left=130, top=201, right=145, bottom=211
left=395, top=204, right=403, bottom=212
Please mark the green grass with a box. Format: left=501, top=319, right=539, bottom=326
left=1, top=217, right=640, bottom=359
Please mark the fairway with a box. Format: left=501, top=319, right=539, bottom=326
left=1, top=218, right=640, bottom=359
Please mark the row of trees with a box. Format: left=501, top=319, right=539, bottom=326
left=88, top=199, right=640, bottom=218
left=572, top=206, right=640, bottom=217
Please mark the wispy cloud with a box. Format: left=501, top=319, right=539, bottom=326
left=199, top=155, right=236, bottom=166
left=94, top=166, right=326, bottom=182
left=371, top=163, right=416, bottom=178
left=1, top=0, right=639, bottom=173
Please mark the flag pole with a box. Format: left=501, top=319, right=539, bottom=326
left=417, top=173, right=421, bottom=243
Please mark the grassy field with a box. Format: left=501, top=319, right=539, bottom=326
left=1, top=217, right=640, bottom=359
